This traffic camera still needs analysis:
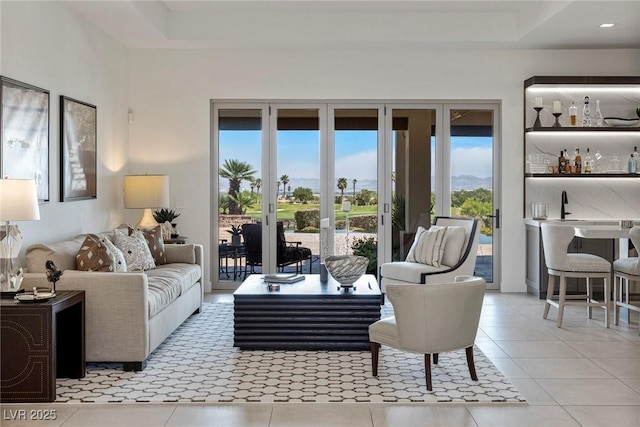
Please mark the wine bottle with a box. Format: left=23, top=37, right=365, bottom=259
left=581, top=96, right=591, bottom=127
left=574, top=148, right=582, bottom=174
left=593, top=100, right=603, bottom=127
left=634, top=146, right=639, bottom=174
left=628, top=153, right=637, bottom=174
left=569, top=102, right=578, bottom=126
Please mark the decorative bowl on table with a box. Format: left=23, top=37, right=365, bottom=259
left=324, top=255, right=368, bottom=287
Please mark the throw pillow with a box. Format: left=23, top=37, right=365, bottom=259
left=405, top=226, right=447, bottom=267
left=441, top=226, right=467, bottom=267
left=114, top=229, right=156, bottom=271
left=77, top=234, right=114, bottom=272
left=101, top=236, right=127, bottom=272
left=129, top=225, right=167, bottom=265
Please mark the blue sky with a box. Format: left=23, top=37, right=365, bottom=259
left=219, top=130, right=492, bottom=189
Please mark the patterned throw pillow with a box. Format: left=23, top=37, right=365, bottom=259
left=114, top=229, right=156, bottom=271
left=405, top=226, right=448, bottom=267
left=129, top=225, right=167, bottom=265
left=101, top=236, right=127, bottom=272
left=77, top=234, right=114, bottom=272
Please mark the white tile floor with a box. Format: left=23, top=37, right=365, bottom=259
left=2, top=291, right=639, bottom=427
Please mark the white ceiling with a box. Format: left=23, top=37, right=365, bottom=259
left=62, top=1, right=640, bottom=50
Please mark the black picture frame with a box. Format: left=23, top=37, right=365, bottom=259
left=0, top=76, right=50, bottom=202
left=60, top=96, right=97, bottom=202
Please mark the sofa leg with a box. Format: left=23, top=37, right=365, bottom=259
left=123, top=360, right=147, bottom=371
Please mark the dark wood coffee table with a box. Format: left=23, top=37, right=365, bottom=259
left=233, top=274, right=382, bottom=350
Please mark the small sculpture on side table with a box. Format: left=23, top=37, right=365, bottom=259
left=45, top=260, right=63, bottom=292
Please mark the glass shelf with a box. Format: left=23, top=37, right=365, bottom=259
left=525, top=127, right=639, bottom=133
left=525, top=173, right=638, bottom=178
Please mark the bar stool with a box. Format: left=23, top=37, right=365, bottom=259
left=541, top=223, right=611, bottom=328
left=613, top=226, right=640, bottom=332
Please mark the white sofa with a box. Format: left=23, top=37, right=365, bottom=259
left=23, top=230, right=204, bottom=371
left=380, top=217, right=480, bottom=293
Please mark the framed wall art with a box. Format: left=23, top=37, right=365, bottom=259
left=60, top=96, right=97, bottom=202
left=0, top=76, right=50, bottom=202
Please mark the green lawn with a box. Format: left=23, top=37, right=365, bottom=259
left=245, top=202, right=377, bottom=221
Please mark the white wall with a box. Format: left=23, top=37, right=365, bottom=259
left=1, top=2, right=129, bottom=250
left=128, top=47, right=639, bottom=293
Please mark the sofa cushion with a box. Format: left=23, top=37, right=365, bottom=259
left=147, top=263, right=202, bottom=295
left=77, top=234, right=118, bottom=272
left=405, top=226, right=447, bottom=267
left=441, top=226, right=466, bottom=267
left=165, top=244, right=197, bottom=264
left=101, top=237, right=127, bottom=272
left=380, top=261, right=450, bottom=283
left=144, top=263, right=201, bottom=318
left=114, top=228, right=156, bottom=271
left=25, top=235, right=86, bottom=273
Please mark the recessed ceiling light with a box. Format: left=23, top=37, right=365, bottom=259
left=599, top=23, right=616, bottom=28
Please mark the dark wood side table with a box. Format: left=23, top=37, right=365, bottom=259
left=164, top=236, right=188, bottom=244
left=1, top=290, right=85, bottom=402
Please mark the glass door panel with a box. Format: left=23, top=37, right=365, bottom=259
left=448, top=107, right=499, bottom=287
left=274, top=107, right=321, bottom=274
left=216, top=107, right=264, bottom=283
left=332, top=108, right=379, bottom=275
left=389, top=108, right=437, bottom=261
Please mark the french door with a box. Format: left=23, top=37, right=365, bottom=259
left=212, top=101, right=500, bottom=290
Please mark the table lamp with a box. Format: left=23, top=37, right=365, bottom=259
left=123, top=174, right=170, bottom=228
left=0, top=178, right=41, bottom=293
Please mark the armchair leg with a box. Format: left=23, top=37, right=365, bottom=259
left=370, top=342, right=380, bottom=377
left=433, top=353, right=439, bottom=365
left=465, top=346, right=478, bottom=382
left=424, top=354, right=432, bottom=391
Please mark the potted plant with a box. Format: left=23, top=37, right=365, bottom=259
left=153, top=209, right=181, bottom=238
left=227, top=224, right=243, bottom=245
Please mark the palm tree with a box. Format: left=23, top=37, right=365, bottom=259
left=352, top=179, right=357, bottom=198
left=280, top=174, right=289, bottom=198
left=337, top=177, right=348, bottom=200
left=255, top=178, right=262, bottom=195
left=276, top=181, right=281, bottom=199
left=249, top=178, right=256, bottom=194
left=219, top=159, right=256, bottom=214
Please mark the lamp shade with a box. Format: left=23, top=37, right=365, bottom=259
left=0, top=179, right=40, bottom=221
left=123, top=175, right=170, bottom=209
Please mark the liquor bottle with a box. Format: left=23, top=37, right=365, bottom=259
left=581, top=96, right=591, bottom=127
left=628, top=153, right=637, bottom=174
left=558, top=150, right=566, bottom=175
left=634, top=146, right=639, bottom=174
left=574, top=148, right=582, bottom=174
left=569, top=102, right=578, bottom=126
left=593, top=100, right=604, bottom=127
left=583, top=148, right=593, bottom=174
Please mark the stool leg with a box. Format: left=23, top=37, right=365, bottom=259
left=557, top=274, right=567, bottom=328
left=613, top=275, right=620, bottom=326
left=587, top=277, right=593, bottom=319
left=604, top=276, right=610, bottom=328
left=544, top=274, right=556, bottom=320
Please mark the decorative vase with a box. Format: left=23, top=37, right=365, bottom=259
left=231, top=235, right=241, bottom=245
left=320, top=262, right=328, bottom=282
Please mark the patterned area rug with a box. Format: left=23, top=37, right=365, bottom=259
left=57, top=303, right=526, bottom=403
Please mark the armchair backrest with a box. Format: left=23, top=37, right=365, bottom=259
left=433, top=216, right=479, bottom=270
left=385, top=276, right=486, bottom=354
left=240, top=222, right=294, bottom=265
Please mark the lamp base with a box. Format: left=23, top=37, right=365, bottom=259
left=137, top=209, right=159, bottom=229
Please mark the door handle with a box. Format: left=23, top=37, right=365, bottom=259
left=488, top=209, right=500, bottom=229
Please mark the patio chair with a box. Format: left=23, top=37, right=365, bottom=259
left=242, top=222, right=313, bottom=275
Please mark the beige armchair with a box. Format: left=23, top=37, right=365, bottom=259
left=368, top=276, right=486, bottom=391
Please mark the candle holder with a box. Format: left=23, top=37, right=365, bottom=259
left=552, top=112, right=562, bottom=127
left=533, top=107, right=543, bottom=128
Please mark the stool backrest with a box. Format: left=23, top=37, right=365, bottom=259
left=541, top=223, right=575, bottom=271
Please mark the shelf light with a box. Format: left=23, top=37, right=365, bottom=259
left=599, top=23, right=616, bottom=28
